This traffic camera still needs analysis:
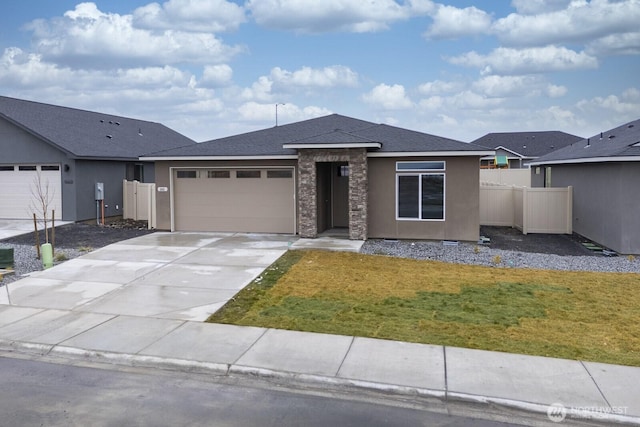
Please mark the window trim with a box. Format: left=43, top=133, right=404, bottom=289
left=396, top=161, right=445, bottom=172
left=395, top=172, right=445, bottom=221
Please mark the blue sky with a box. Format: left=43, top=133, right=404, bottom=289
left=0, top=1, right=639, bottom=142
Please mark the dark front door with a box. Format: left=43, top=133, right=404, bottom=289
left=316, top=162, right=332, bottom=233
left=332, top=162, right=349, bottom=228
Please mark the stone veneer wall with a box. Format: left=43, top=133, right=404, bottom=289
left=297, top=148, right=368, bottom=240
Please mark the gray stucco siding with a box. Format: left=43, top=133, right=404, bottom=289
left=544, top=162, right=640, bottom=254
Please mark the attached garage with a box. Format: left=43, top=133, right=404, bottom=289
left=172, top=167, right=296, bottom=234
left=0, top=164, right=63, bottom=219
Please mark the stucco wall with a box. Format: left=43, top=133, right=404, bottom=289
left=368, top=156, right=481, bottom=242
left=547, top=162, right=640, bottom=254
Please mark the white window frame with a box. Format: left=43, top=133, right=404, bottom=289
left=395, top=161, right=446, bottom=221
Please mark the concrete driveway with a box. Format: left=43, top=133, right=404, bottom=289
left=2, top=232, right=364, bottom=321
left=1, top=232, right=299, bottom=321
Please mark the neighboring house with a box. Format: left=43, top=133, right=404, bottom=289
left=0, top=96, right=195, bottom=221
left=529, top=118, right=640, bottom=255
left=473, top=131, right=582, bottom=169
left=142, top=114, right=493, bottom=242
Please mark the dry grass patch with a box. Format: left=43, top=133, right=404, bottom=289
left=208, top=250, right=640, bottom=366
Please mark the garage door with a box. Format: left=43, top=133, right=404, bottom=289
left=173, top=168, right=295, bottom=233
left=0, top=165, right=63, bottom=219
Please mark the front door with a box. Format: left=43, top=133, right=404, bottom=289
left=332, top=162, right=349, bottom=228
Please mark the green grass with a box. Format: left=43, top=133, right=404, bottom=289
left=207, top=250, right=640, bottom=366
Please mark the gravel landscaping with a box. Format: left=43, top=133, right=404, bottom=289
left=361, top=239, right=640, bottom=273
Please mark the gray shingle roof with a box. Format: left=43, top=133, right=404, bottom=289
left=472, top=131, right=582, bottom=158
left=531, top=118, right=640, bottom=164
left=145, top=114, right=487, bottom=158
left=0, top=96, right=195, bottom=160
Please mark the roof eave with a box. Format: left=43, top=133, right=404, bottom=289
left=368, top=150, right=495, bottom=157
left=140, top=155, right=299, bottom=161
left=529, top=156, right=640, bottom=166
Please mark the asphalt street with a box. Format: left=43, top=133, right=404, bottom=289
left=1, top=355, right=521, bottom=427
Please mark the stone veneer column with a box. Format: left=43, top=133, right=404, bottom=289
left=348, top=148, right=368, bottom=240
left=297, top=151, right=317, bottom=238
left=296, top=148, right=368, bottom=240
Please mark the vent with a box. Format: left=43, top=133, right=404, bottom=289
left=106, top=135, right=113, bottom=139
left=608, top=135, right=615, bottom=139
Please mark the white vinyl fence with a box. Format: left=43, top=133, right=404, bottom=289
left=123, top=180, right=156, bottom=229
left=480, top=168, right=531, bottom=187
left=480, top=183, right=572, bottom=234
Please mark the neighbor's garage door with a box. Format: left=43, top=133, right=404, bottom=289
left=173, top=168, right=295, bottom=233
left=0, top=165, right=63, bottom=219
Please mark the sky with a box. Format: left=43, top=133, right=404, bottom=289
left=0, top=1, right=639, bottom=143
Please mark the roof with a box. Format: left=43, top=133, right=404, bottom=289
left=0, top=96, right=195, bottom=160
left=143, top=114, right=491, bottom=159
left=472, top=131, right=582, bottom=158
left=530, top=118, right=640, bottom=165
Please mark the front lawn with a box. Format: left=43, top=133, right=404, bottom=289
left=207, top=250, right=640, bottom=366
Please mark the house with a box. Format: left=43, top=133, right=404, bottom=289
left=142, top=114, right=493, bottom=242
left=473, top=131, right=582, bottom=169
left=0, top=96, right=195, bottom=222
left=529, top=119, right=640, bottom=255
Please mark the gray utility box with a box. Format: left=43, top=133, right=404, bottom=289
left=0, top=248, right=14, bottom=269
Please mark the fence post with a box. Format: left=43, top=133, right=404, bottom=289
left=566, top=186, right=573, bottom=234
left=522, top=186, right=529, bottom=235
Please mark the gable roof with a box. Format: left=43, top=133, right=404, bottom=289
left=530, top=118, right=640, bottom=165
left=472, top=131, right=582, bottom=158
left=143, top=114, right=491, bottom=159
left=0, top=96, right=195, bottom=160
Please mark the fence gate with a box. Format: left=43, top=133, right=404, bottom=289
left=123, top=180, right=156, bottom=229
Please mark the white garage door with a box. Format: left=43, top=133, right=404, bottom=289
left=173, top=168, right=295, bottom=234
left=0, top=165, right=63, bottom=219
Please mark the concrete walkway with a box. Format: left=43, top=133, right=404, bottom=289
left=0, top=232, right=638, bottom=425
left=0, top=219, right=74, bottom=240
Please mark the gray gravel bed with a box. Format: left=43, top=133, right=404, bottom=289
left=361, top=239, right=640, bottom=273
left=0, top=243, right=84, bottom=285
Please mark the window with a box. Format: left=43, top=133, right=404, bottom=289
left=208, top=170, right=230, bottom=178
left=396, top=161, right=445, bottom=220
left=396, top=161, right=445, bottom=171
left=177, top=170, right=197, bottom=178
left=267, top=170, right=292, bottom=178
left=41, top=165, right=60, bottom=171
left=0, top=166, right=14, bottom=171
left=19, top=165, right=37, bottom=171
left=236, top=170, right=261, bottom=178
left=337, top=165, right=349, bottom=177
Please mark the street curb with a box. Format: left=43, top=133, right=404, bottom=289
left=1, top=339, right=638, bottom=426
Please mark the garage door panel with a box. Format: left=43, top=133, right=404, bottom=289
left=0, top=166, right=62, bottom=219
left=173, top=168, right=295, bottom=234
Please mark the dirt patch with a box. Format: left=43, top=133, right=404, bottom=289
left=0, top=218, right=156, bottom=250
left=479, top=226, right=596, bottom=256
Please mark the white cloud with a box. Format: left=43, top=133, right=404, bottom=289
left=246, top=0, right=434, bottom=33
left=587, top=31, right=640, bottom=56
left=417, top=79, right=463, bottom=95
left=236, top=101, right=332, bottom=124
left=133, top=0, right=246, bottom=33
left=448, top=45, right=598, bottom=75
left=510, top=0, right=572, bottom=15
left=270, top=66, right=359, bottom=89
left=424, top=4, right=492, bottom=39
left=472, top=74, right=567, bottom=99
left=494, top=0, right=640, bottom=48
left=240, top=76, right=273, bottom=102
left=201, top=64, right=233, bottom=87
left=25, top=2, right=244, bottom=68
left=576, top=88, right=640, bottom=116
left=362, top=83, right=413, bottom=109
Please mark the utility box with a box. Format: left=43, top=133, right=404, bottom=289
left=0, top=248, right=14, bottom=269
left=95, top=182, right=104, bottom=200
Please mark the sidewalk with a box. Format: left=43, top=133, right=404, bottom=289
left=1, top=232, right=639, bottom=425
